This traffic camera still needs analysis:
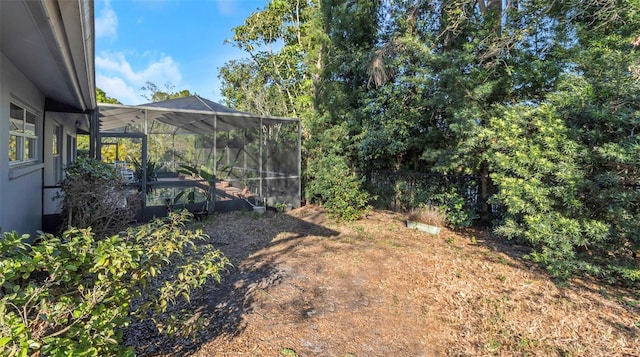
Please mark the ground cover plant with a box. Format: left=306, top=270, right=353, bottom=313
left=0, top=211, right=229, bottom=356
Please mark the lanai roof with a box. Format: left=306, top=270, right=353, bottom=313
left=98, top=95, right=297, bottom=134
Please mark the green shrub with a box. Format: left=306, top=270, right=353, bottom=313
left=59, top=157, right=139, bottom=238
left=487, top=104, right=640, bottom=285
left=0, top=211, right=230, bottom=356
left=305, top=154, right=371, bottom=221
left=430, top=187, right=478, bottom=229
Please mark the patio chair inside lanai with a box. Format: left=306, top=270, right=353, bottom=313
left=97, top=95, right=301, bottom=220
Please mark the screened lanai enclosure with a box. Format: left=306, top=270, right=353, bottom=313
left=97, top=96, right=301, bottom=220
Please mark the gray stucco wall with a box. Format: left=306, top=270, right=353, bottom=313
left=0, top=51, right=4, bottom=234
left=1, top=52, right=46, bottom=237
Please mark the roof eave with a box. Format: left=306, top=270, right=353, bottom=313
left=43, top=0, right=96, bottom=113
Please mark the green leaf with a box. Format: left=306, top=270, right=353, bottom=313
left=66, top=264, right=77, bottom=271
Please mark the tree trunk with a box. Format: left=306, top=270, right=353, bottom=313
left=479, top=161, right=491, bottom=225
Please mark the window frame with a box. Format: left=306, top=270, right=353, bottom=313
left=52, top=123, right=63, bottom=183
left=9, top=100, right=40, bottom=166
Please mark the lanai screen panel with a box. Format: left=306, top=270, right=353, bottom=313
left=261, top=120, right=300, bottom=206
left=98, top=96, right=301, bottom=209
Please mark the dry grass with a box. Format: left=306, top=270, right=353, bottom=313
left=407, top=205, right=446, bottom=227
left=135, top=207, right=640, bottom=356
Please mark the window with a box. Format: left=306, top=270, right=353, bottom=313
left=9, top=102, right=39, bottom=165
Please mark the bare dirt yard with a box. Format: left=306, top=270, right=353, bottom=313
left=127, top=206, right=639, bottom=356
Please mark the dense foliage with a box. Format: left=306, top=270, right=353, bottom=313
left=59, top=157, right=138, bottom=238
left=220, top=0, right=640, bottom=285
left=96, top=87, right=121, bottom=104
left=305, top=153, right=371, bottom=221
left=0, top=211, right=230, bottom=355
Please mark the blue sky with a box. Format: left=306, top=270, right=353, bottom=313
left=95, top=0, right=268, bottom=105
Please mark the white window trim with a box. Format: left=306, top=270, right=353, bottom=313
left=9, top=163, right=45, bottom=179
left=9, top=99, right=41, bottom=167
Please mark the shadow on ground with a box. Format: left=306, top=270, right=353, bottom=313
left=124, top=208, right=339, bottom=356
left=124, top=209, right=640, bottom=356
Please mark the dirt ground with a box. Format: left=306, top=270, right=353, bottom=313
left=129, top=206, right=640, bottom=356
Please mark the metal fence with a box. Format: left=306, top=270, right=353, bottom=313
left=364, top=170, right=496, bottom=225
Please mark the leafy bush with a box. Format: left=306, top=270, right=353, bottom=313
left=131, top=158, right=159, bottom=194
left=0, top=211, right=230, bottom=356
left=429, top=187, right=478, bottom=229
left=305, top=154, right=371, bottom=221
left=487, top=104, right=640, bottom=285
left=59, top=157, right=139, bottom=238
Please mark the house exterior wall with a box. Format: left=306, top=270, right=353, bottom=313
left=42, top=111, right=80, bottom=217
left=0, top=49, right=3, bottom=233
left=0, top=50, right=4, bottom=233
left=0, top=52, right=46, bottom=237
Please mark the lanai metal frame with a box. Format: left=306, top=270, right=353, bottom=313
left=96, top=96, right=301, bottom=219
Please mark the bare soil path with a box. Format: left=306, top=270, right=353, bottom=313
left=130, top=206, right=639, bottom=356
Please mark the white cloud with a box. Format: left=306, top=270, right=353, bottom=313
left=95, top=0, right=118, bottom=39
left=215, top=0, right=236, bottom=15
left=96, top=75, right=138, bottom=104
left=96, top=51, right=183, bottom=105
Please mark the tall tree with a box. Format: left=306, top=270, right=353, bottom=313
left=319, top=0, right=640, bottom=281
left=534, top=0, right=640, bottom=279
left=328, top=0, right=565, bottom=225
left=140, top=82, right=192, bottom=102
left=224, top=0, right=640, bottom=282
left=220, top=0, right=323, bottom=118
left=220, top=0, right=362, bottom=210
left=96, top=87, right=121, bottom=104
left=304, top=0, right=381, bottom=178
